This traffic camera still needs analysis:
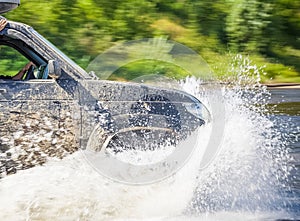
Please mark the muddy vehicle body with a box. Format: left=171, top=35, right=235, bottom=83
left=0, top=3, right=209, bottom=177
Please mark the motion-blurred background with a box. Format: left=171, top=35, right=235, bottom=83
left=3, top=0, right=300, bottom=83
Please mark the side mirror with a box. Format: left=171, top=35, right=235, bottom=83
left=0, top=0, right=20, bottom=14
left=48, top=60, right=61, bottom=79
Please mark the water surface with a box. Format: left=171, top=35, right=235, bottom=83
left=268, top=88, right=300, bottom=219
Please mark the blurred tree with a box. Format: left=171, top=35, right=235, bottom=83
left=265, top=0, right=300, bottom=73
left=1, top=0, right=299, bottom=81
left=188, top=0, right=229, bottom=43
left=226, top=0, right=273, bottom=53
left=268, top=0, right=300, bottom=49
left=109, top=0, right=156, bottom=41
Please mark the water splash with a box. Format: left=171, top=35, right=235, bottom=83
left=187, top=81, right=293, bottom=213
left=0, top=55, right=296, bottom=220
left=181, top=55, right=295, bottom=216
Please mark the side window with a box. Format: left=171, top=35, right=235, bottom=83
left=0, top=44, right=29, bottom=78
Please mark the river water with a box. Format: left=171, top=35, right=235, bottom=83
left=267, top=88, right=300, bottom=218
left=0, top=81, right=299, bottom=221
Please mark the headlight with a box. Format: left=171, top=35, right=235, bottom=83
left=183, top=102, right=211, bottom=123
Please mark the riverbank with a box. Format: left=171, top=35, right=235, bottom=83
left=264, top=83, right=300, bottom=89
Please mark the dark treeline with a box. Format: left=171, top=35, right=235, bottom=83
left=4, top=0, right=300, bottom=82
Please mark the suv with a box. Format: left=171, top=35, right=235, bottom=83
left=0, top=2, right=209, bottom=178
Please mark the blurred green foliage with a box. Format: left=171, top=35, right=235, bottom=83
left=109, top=60, right=191, bottom=81
left=0, top=45, right=28, bottom=76
left=2, top=0, right=300, bottom=83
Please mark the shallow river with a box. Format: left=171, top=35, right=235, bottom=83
left=0, top=83, right=299, bottom=221
left=268, top=88, right=300, bottom=219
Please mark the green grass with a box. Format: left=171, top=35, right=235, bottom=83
left=109, top=59, right=191, bottom=81
left=249, top=54, right=300, bottom=83
left=108, top=52, right=300, bottom=84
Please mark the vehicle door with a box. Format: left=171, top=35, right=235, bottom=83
left=0, top=38, right=79, bottom=176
